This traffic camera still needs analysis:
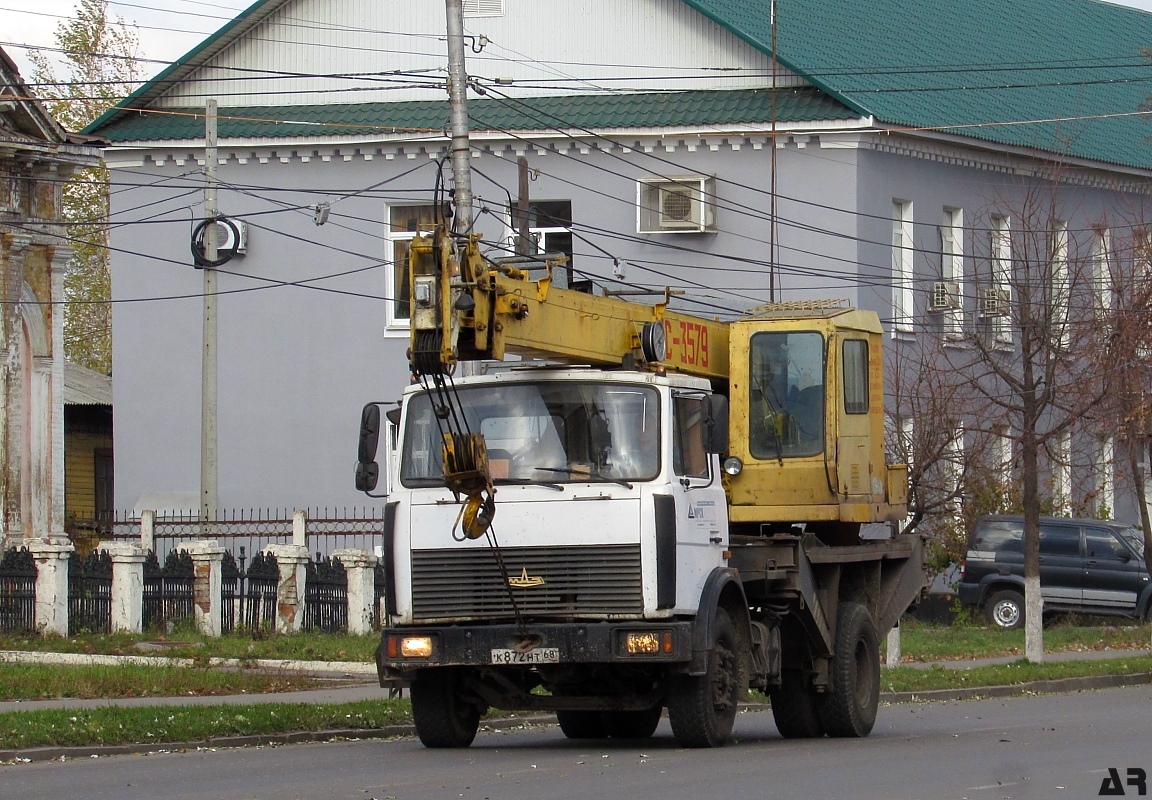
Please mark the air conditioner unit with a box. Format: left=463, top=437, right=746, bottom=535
left=638, top=176, right=715, bottom=233
left=930, top=281, right=961, bottom=311
left=211, top=218, right=247, bottom=254
left=980, top=287, right=1010, bottom=318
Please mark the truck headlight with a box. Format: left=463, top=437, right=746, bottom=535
left=623, top=630, right=674, bottom=655
left=387, top=635, right=435, bottom=659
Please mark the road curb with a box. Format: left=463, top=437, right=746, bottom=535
left=0, top=650, right=377, bottom=677
left=3, top=672, right=1151, bottom=763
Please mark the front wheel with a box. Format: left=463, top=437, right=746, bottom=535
left=410, top=667, right=484, bottom=748
left=984, top=589, right=1025, bottom=629
left=667, top=608, right=745, bottom=748
left=818, top=602, right=880, bottom=738
left=602, top=706, right=662, bottom=739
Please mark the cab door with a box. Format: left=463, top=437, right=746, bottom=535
left=669, top=393, right=727, bottom=612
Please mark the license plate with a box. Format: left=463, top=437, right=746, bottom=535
left=490, top=647, right=560, bottom=665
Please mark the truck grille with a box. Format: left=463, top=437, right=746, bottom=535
left=411, top=544, right=643, bottom=621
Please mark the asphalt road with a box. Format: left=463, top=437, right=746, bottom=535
left=2, top=684, right=1149, bottom=800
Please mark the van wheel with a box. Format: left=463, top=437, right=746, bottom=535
left=985, top=590, right=1025, bottom=629
left=818, top=602, right=880, bottom=737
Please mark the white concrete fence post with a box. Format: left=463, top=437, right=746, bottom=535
left=102, top=542, right=148, bottom=634
left=264, top=543, right=309, bottom=633
left=333, top=549, right=378, bottom=635
left=886, top=622, right=902, bottom=667
left=292, top=510, right=307, bottom=547
left=185, top=540, right=226, bottom=637
left=139, top=509, right=155, bottom=553
left=25, top=537, right=74, bottom=636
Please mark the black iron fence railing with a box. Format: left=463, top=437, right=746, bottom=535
left=0, top=547, right=36, bottom=633
left=304, top=554, right=348, bottom=633
left=68, top=550, right=112, bottom=635
left=142, top=550, right=195, bottom=630
left=221, top=548, right=279, bottom=633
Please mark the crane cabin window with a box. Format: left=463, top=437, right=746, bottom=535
left=748, top=332, right=825, bottom=459
left=842, top=340, right=869, bottom=414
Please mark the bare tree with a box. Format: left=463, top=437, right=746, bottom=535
left=943, top=180, right=1115, bottom=661
left=28, top=0, right=141, bottom=374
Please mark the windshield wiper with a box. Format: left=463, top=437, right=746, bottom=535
left=494, top=477, right=564, bottom=492
left=534, top=466, right=633, bottom=490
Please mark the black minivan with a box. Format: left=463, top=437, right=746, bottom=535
left=957, top=515, right=1151, bottom=628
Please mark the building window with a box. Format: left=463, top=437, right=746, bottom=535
left=510, top=200, right=575, bottom=286
left=1096, top=436, right=1114, bottom=517
left=1093, top=228, right=1112, bottom=317
left=386, top=205, right=440, bottom=327
left=988, top=215, right=1012, bottom=345
left=939, top=207, right=964, bottom=338
left=892, top=200, right=914, bottom=337
left=1052, top=429, right=1070, bottom=514
left=1051, top=220, right=1069, bottom=349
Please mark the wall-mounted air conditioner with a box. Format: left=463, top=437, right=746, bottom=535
left=637, top=176, right=716, bottom=234
left=930, top=281, right=961, bottom=311
left=213, top=218, right=247, bottom=254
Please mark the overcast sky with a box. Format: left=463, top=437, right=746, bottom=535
left=5, top=0, right=1152, bottom=81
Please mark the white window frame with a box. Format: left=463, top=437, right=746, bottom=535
left=1052, top=429, right=1071, bottom=514
left=990, top=215, right=1013, bottom=346
left=941, top=207, right=964, bottom=339
left=1093, top=228, right=1113, bottom=317
left=1051, top=220, right=1069, bottom=349
left=385, top=204, right=437, bottom=332
left=1096, top=436, right=1115, bottom=517
left=892, top=200, right=915, bottom=337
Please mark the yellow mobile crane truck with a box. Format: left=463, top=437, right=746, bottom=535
left=356, top=229, right=924, bottom=748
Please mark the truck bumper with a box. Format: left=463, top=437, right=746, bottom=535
left=376, top=621, right=694, bottom=681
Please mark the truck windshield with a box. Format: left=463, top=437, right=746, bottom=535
left=400, top=381, right=660, bottom=487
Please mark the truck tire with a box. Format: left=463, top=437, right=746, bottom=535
left=410, top=667, right=482, bottom=748
left=667, top=607, right=745, bottom=748
left=602, top=705, right=662, bottom=739
left=555, top=710, right=606, bottom=739
left=984, top=589, right=1025, bottom=629
left=818, top=602, right=880, bottom=738
left=770, top=669, right=825, bottom=738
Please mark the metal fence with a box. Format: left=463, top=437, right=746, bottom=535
left=221, top=548, right=279, bottom=633
left=99, top=508, right=387, bottom=563
left=143, top=550, right=195, bottom=630
left=0, top=547, right=36, bottom=633
left=303, top=554, right=348, bottom=633
left=68, top=550, right=112, bottom=634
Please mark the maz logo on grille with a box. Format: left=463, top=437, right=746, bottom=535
left=507, top=567, right=545, bottom=588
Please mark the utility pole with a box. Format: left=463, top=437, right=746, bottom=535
left=445, top=0, right=473, bottom=232
left=201, top=100, right=218, bottom=522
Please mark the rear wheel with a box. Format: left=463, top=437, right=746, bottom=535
left=818, top=602, right=880, bottom=738
left=410, top=668, right=483, bottom=748
left=555, top=710, right=606, bottom=739
left=984, top=589, right=1025, bottom=629
left=602, top=705, right=662, bottom=739
left=769, top=669, right=824, bottom=738
left=667, top=608, right=745, bottom=748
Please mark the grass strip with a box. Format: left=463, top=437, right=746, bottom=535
left=881, top=654, right=1152, bottom=693
left=0, top=663, right=322, bottom=702
left=4, top=656, right=1152, bottom=751
left=0, top=699, right=410, bottom=750
left=0, top=630, right=380, bottom=663
left=893, top=619, right=1151, bottom=662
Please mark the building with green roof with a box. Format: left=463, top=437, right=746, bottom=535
left=91, top=0, right=1152, bottom=530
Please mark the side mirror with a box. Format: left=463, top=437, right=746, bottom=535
left=356, top=403, right=383, bottom=493
left=702, top=394, right=729, bottom=454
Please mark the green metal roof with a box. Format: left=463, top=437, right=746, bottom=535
left=685, top=0, right=1152, bottom=170
left=92, top=87, right=858, bottom=143
left=88, top=0, right=1152, bottom=170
